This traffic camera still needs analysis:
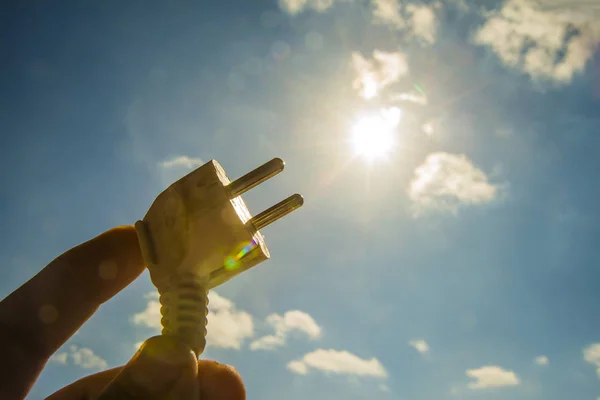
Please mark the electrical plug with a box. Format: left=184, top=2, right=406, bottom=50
left=134, top=158, right=303, bottom=356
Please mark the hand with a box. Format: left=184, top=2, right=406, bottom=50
left=0, top=226, right=245, bottom=399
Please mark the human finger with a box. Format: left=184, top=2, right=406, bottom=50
left=0, top=226, right=145, bottom=399
left=47, top=336, right=198, bottom=400
left=46, top=339, right=245, bottom=400
left=197, top=359, right=246, bottom=400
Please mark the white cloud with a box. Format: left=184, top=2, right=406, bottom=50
left=208, top=291, right=234, bottom=311
left=50, top=352, right=68, bottom=364
left=583, top=343, right=600, bottom=378
left=159, top=155, right=203, bottom=169
left=372, top=0, right=439, bottom=43
left=409, top=339, right=430, bottom=354
left=132, top=291, right=254, bottom=350
left=131, top=297, right=162, bottom=330
left=250, top=310, right=322, bottom=350
left=473, top=0, right=600, bottom=85
left=406, top=4, right=438, bottom=44
left=205, top=292, right=254, bottom=350
left=50, top=346, right=107, bottom=370
left=278, top=0, right=345, bottom=15
left=287, top=349, right=388, bottom=378
left=70, top=345, right=109, bottom=370
left=372, top=0, right=405, bottom=27
left=288, top=359, right=310, bottom=375
left=351, top=50, right=409, bottom=98
left=466, top=365, right=520, bottom=389
left=250, top=334, right=284, bottom=350
left=408, top=152, right=500, bottom=215
left=534, top=355, right=549, bottom=366
left=144, top=291, right=159, bottom=300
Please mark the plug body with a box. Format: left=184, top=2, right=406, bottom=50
left=135, top=158, right=302, bottom=355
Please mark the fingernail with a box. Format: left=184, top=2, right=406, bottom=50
left=96, top=336, right=198, bottom=400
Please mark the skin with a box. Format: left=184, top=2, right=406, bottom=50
left=0, top=226, right=245, bottom=400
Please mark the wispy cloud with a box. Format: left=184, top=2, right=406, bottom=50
left=351, top=50, right=409, bottom=99
left=50, top=352, right=68, bottom=365
left=250, top=310, right=322, bottom=350
left=278, top=0, right=343, bottom=15
left=287, top=349, right=388, bottom=378
left=466, top=365, right=520, bottom=389
left=409, top=339, right=429, bottom=354
left=371, top=0, right=439, bottom=43
left=159, top=155, right=203, bottom=169
left=408, top=152, right=501, bottom=216
left=583, top=343, right=600, bottom=378
left=50, top=345, right=108, bottom=370
left=473, top=0, right=600, bottom=85
left=405, top=4, right=438, bottom=44
left=132, top=291, right=254, bottom=350
left=534, top=355, right=549, bottom=366
left=372, top=0, right=405, bottom=28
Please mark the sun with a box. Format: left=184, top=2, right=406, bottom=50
left=350, top=107, right=401, bottom=162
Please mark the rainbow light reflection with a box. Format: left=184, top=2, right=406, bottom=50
left=225, top=240, right=257, bottom=271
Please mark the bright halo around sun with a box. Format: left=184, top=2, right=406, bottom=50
left=350, top=107, right=401, bottom=162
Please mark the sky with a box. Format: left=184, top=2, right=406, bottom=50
left=1, top=0, right=600, bottom=399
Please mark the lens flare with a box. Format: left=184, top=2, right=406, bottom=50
left=225, top=240, right=257, bottom=271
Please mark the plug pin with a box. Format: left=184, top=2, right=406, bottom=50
left=249, top=194, right=304, bottom=231
left=228, top=158, right=285, bottom=198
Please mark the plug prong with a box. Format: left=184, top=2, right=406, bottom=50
left=249, top=194, right=304, bottom=231
left=228, top=158, right=285, bottom=198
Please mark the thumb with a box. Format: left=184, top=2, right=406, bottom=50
left=95, top=335, right=198, bottom=400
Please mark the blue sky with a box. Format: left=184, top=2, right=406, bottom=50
left=1, top=0, right=600, bottom=398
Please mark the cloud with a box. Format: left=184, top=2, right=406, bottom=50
left=409, top=339, right=429, bottom=354
left=70, top=345, right=109, bottom=370
left=534, top=355, right=549, bottom=366
left=50, top=346, right=108, bottom=370
left=132, top=291, right=254, bottom=350
left=249, top=335, right=284, bottom=350
left=583, top=343, right=600, bottom=378
left=278, top=0, right=342, bottom=15
left=288, top=359, right=310, bottom=375
left=371, top=0, right=439, bottom=43
left=473, top=0, right=600, bottom=85
left=408, top=152, right=501, bottom=215
left=250, top=310, right=322, bottom=350
left=205, top=292, right=254, bottom=349
left=159, top=155, right=203, bottom=169
left=351, top=50, right=409, bottom=98
left=466, top=365, right=520, bottom=389
left=145, top=291, right=159, bottom=299
left=50, top=352, right=68, bottom=365
left=406, top=4, right=438, bottom=44
left=131, top=296, right=162, bottom=331
left=287, top=349, right=388, bottom=378
left=372, top=0, right=405, bottom=27
left=280, top=0, right=439, bottom=43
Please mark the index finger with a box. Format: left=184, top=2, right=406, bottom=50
left=0, top=226, right=145, bottom=399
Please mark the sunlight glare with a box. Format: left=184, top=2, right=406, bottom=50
left=351, top=107, right=401, bottom=161
left=362, top=75, right=378, bottom=99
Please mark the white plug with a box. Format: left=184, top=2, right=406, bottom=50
left=135, top=158, right=303, bottom=355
